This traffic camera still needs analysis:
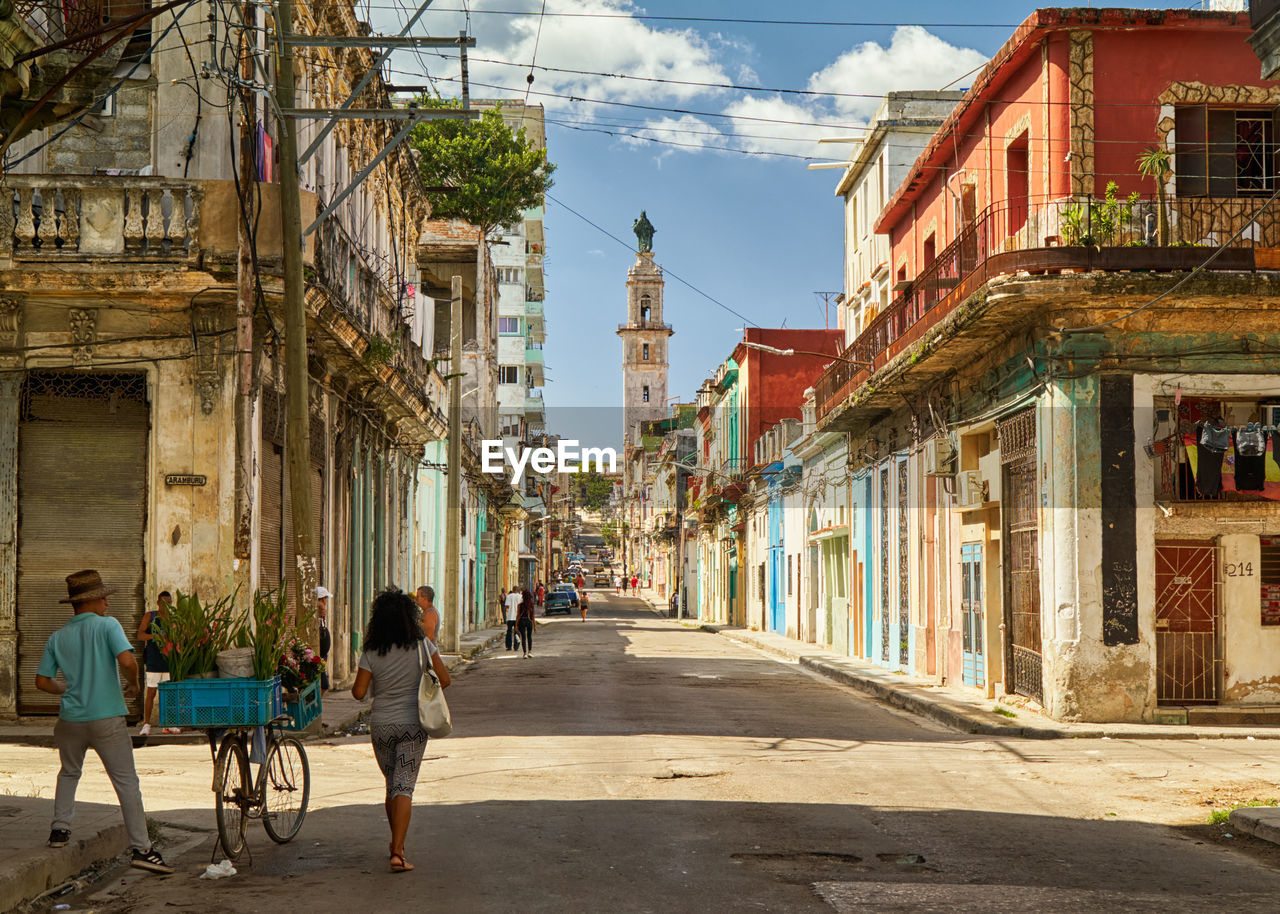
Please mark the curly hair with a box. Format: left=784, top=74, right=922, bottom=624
left=362, top=588, right=425, bottom=656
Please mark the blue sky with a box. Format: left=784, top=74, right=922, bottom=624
left=376, top=0, right=1053, bottom=447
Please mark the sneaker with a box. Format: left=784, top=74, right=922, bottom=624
left=131, top=847, right=174, bottom=874
left=161, top=728, right=181, bottom=735
left=138, top=723, right=151, bottom=737
left=48, top=829, right=70, bottom=848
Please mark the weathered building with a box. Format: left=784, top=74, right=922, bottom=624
left=813, top=6, right=1280, bottom=722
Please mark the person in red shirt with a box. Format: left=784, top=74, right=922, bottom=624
left=536, top=581, right=545, bottom=608
left=574, top=573, right=585, bottom=591
left=630, top=574, right=638, bottom=591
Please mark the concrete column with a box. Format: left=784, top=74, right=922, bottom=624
left=0, top=375, right=19, bottom=718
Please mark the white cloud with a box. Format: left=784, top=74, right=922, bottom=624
left=808, top=27, right=989, bottom=121
left=377, top=4, right=987, bottom=162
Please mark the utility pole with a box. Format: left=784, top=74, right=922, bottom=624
left=441, top=275, right=463, bottom=652
left=274, top=0, right=317, bottom=643
left=233, top=1, right=257, bottom=596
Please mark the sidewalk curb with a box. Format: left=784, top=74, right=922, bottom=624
left=0, top=824, right=127, bottom=914
left=1229, top=807, right=1280, bottom=846
left=700, top=624, right=1280, bottom=740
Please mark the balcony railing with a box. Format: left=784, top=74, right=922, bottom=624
left=815, top=195, right=1280, bottom=421
left=3, top=175, right=200, bottom=260
left=16, top=0, right=105, bottom=53
left=617, top=319, right=673, bottom=332
left=314, top=212, right=405, bottom=338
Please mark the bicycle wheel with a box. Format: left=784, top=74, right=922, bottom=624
left=214, top=736, right=251, bottom=860
left=261, top=736, right=310, bottom=843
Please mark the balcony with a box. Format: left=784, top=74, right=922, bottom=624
left=815, top=195, right=1280, bottom=423
left=314, top=212, right=401, bottom=338
left=526, top=300, right=545, bottom=343
left=617, top=319, right=674, bottom=333
left=525, top=389, right=545, bottom=423
left=1, top=175, right=201, bottom=262
left=524, top=205, right=544, bottom=246
left=525, top=346, right=544, bottom=386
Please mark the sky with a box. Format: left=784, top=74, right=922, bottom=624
left=369, top=0, right=1078, bottom=448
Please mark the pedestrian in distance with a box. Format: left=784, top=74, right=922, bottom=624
left=630, top=573, right=639, bottom=592
left=613, top=574, right=621, bottom=595
left=504, top=587, right=523, bottom=652
left=580, top=589, right=589, bottom=622
left=415, top=585, right=440, bottom=643
left=574, top=572, right=585, bottom=592
left=518, top=586, right=536, bottom=658
left=135, top=590, right=179, bottom=737
left=317, top=585, right=332, bottom=693
left=536, top=580, right=546, bottom=609
left=35, top=570, right=173, bottom=874
left=352, top=588, right=451, bottom=874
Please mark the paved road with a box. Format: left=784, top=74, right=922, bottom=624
left=24, top=591, right=1280, bottom=912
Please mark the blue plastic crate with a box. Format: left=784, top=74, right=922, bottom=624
left=282, top=679, right=322, bottom=731
left=158, top=676, right=282, bottom=728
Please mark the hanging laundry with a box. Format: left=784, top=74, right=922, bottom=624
left=1195, top=421, right=1227, bottom=498
left=1236, top=423, right=1267, bottom=491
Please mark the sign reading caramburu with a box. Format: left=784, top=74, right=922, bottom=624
left=481, top=440, right=617, bottom=484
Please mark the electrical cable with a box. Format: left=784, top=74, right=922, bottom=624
left=545, top=192, right=759, bottom=329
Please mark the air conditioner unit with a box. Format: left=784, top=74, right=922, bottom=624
left=922, top=435, right=955, bottom=477
left=955, top=470, right=986, bottom=509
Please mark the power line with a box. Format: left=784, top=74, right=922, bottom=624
left=545, top=193, right=759, bottom=329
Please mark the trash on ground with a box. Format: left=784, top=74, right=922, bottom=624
left=200, top=859, right=238, bottom=879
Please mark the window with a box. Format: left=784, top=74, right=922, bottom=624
left=1176, top=105, right=1278, bottom=197
left=642, top=343, right=650, bottom=361
left=923, top=232, right=936, bottom=268
left=640, top=293, right=652, bottom=323
left=787, top=554, right=793, bottom=595
left=642, top=386, right=650, bottom=402
left=1262, top=537, right=1280, bottom=625
left=498, top=317, right=521, bottom=334
left=499, top=267, right=523, bottom=284
left=1007, top=132, right=1029, bottom=231
left=499, top=366, right=520, bottom=384
left=499, top=413, right=523, bottom=437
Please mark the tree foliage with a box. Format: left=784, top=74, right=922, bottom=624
left=408, top=100, right=555, bottom=234
left=572, top=471, right=615, bottom=510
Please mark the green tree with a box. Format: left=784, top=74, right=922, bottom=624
left=572, top=470, right=614, bottom=510
left=408, top=100, right=556, bottom=234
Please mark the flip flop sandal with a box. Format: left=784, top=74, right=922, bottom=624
left=390, top=853, right=414, bottom=873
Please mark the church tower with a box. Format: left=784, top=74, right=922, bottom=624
left=618, top=220, right=671, bottom=446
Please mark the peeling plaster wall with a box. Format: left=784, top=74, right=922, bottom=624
left=1042, top=375, right=1154, bottom=723
left=1219, top=534, right=1280, bottom=704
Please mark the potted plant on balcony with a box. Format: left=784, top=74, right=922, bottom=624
left=1061, top=182, right=1140, bottom=247
left=1137, top=146, right=1171, bottom=246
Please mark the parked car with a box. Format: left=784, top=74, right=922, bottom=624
left=593, top=570, right=611, bottom=586
left=553, top=582, right=580, bottom=607
left=545, top=590, right=575, bottom=615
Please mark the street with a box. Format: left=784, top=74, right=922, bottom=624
left=10, top=592, right=1280, bottom=913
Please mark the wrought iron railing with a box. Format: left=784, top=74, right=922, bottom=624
left=815, top=195, right=1280, bottom=420
left=15, top=0, right=106, bottom=53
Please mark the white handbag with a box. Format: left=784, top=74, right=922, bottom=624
left=417, top=640, right=452, bottom=738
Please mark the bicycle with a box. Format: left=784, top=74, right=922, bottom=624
left=207, top=715, right=310, bottom=861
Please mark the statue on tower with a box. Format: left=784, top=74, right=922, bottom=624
left=632, top=211, right=655, bottom=253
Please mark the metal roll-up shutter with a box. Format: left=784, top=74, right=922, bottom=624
left=310, top=466, right=324, bottom=582
left=259, top=442, right=283, bottom=594
left=16, top=373, right=148, bottom=714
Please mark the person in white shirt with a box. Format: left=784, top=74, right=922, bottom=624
left=504, top=588, right=523, bottom=652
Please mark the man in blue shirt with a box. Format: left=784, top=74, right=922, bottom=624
left=35, top=570, right=172, bottom=874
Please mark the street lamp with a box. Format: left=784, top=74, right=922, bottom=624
left=738, top=339, right=873, bottom=368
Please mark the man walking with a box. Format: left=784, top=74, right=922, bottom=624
left=316, top=586, right=332, bottom=693
left=135, top=590, right=178, bottom=737
left=415, top=585, right=440, bottom=643
left=504, top=587, right=523, bottom=652
left=35, top=570, right=172, bottom=874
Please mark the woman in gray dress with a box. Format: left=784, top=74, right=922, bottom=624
left=352, top=589, right=451, bottom=873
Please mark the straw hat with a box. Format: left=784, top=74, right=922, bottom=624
left=59, top=569, right=117, bottom=604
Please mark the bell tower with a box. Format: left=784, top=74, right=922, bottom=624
left=618, top=234, right=671, bottom=446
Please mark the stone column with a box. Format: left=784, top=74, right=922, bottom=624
left=0, top=374, right=21, bottom=718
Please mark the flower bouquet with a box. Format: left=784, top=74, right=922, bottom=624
left=278, top=637, right=325, bottom=697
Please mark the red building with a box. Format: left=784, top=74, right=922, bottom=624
left=733, top=328, right=844, bottom=468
